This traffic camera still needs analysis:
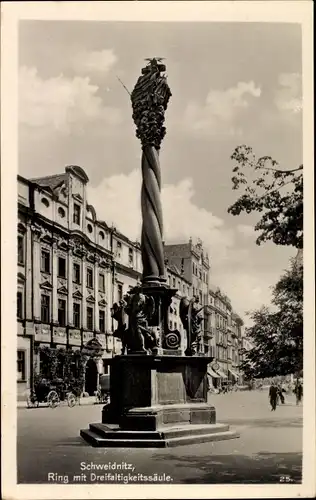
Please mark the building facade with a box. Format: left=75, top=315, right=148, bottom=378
left=207, top=286, right=244, bottom=389
left=164, top=240, right=213, bottom=354
left=17, top=166, right=143, bottom=399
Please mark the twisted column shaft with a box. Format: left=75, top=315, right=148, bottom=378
left=141, top=146, right=165, bottom=282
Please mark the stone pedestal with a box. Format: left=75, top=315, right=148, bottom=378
left=80, top=355, right=239, bottom=447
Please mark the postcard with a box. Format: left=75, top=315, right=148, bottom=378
left=1, top=1, right=315, bottom=499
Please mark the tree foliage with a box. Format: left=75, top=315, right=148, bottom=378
left=240, top=257, right=303, bottom=379
left=34, top=346, right=85, bottom=395
left=228, top=145, right=303, bottom=248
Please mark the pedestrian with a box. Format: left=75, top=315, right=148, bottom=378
left=269, top=381, right=278, bottom=411
left=277, top=383, right=285, bottom=404
left=294, top=380, right=303, bottom=405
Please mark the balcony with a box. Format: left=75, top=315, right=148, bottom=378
left=203, top=305, right=213, bottom=315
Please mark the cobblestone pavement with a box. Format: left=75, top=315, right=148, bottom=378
left=17, top=390, right=302, bottom=484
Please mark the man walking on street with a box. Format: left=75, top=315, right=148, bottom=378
left=277, top=383, right=285, bottom=404
left=294, top=380, right=303, bottom=405
left=269, top=381, right=278, bottom=411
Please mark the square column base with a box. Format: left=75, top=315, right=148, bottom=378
left=80, top=355, right=239, bottom=447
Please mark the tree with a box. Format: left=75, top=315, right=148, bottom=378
left=34, top=346, right=85, bottom=395
left=228, top=145, right=303, bottom=248
left=240, top=257, right=303, bottom=378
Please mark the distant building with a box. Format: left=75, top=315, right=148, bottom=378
left=207, top=286, right=245, bottom=389
left=164, top=239, right=212, bottom=354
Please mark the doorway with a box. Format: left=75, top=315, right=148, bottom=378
left=85, top=358, right=98, bottom=396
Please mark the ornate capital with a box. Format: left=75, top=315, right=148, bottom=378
left=86, top=252, right=95, bottom=264
left=100, top=257, right=111, bottom=269
left=52, top=235, right=59, bottom=248
left=131, top=59, right=172, bottom=149
left=30, top=223, right=43, bottom=241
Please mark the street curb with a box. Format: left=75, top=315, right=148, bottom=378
left=17, top=397, right=97, bottom=409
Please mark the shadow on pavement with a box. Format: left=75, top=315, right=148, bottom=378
left=219, top=417, right=302, bottom=428
left=152, top=451, right=302, bottom=484
left=54, top=437, right=87, bottom=447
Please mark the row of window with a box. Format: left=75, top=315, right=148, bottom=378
left=215, top=344, right=240, bottom=361
left=40, top=251, right=106, bottom=290
left=41, top=294, right=106, bottom=331
left=215, top=314, right=228, bottom=330
left=17, top=349, right=111, bottom=383
left=42, top=198, right=67, bottom=220
left=214, top=297, right=228, bottom=313
left=192, top=263, right=208, bottom=283
left=115, top=241, right=134, bottom=264
left=17, top=292, right=106, bottom=331
left=167, top=275, right=190, bottom=295
left=18, top=233, right=132, bottom=274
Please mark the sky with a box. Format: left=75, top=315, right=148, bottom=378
left=18, top=20, right=302, bottom=324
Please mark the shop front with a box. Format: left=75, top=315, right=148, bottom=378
left=207, top=361, right=222, bottom=390
left=228, top=368, right=239, bottom=385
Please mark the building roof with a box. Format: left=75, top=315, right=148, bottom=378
left=164, top=242, right=191, bottom=258
left=113, top=228, right=139, bottom=248
left=31, top=173, right=68, bottom=191
left=31, top=165, right=89, bottom=190
left=168, top=263, right=182, bottom=276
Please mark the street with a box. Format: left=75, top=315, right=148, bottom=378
left=17, top=390, right=302, bottom=484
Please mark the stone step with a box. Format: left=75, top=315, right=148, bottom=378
left=89, top=423, right=162, bottom=440
left=162, top=423, right=230, bottom=439
left=80, top=429, right=167, bottom=448
left=90, top=422, right=231, bottom=441
left=166, top=430, right=239, bottom=447
left=80, top=427, right=239, bottom=448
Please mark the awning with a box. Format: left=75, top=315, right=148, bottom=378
left=228, top=368, right=239, bottom=379
left=208, top=369, right=221, bottom=379
left=216, top=369, right=227, bottom=378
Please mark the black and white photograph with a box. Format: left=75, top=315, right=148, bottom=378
left=1, top=1, right=315, bottom=499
